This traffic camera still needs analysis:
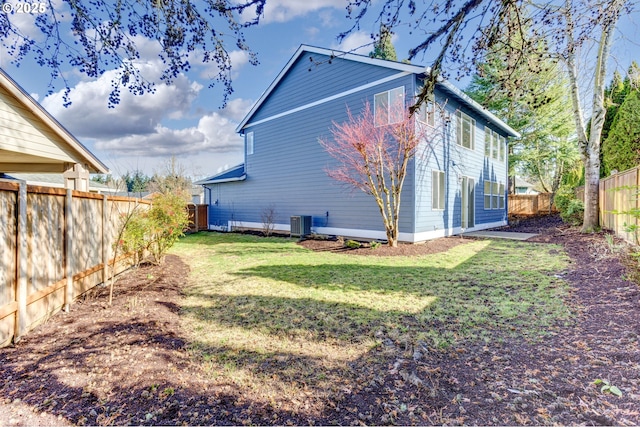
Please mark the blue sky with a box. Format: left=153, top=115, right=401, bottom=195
left=1, top=0, right=639, bottom=179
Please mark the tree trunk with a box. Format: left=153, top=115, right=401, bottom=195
left=564, top=0, right=623, bottom=232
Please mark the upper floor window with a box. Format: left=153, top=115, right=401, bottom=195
left=246, top=131, right=254, bottom=155
left=374, top=86, right=404, bottom=126
left=484, top=127, right=506, bottom=162
left=456, top=111, right=475, bottom=150
left=416, top=98, right=436, bottom=127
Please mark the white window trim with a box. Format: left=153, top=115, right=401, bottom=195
left=432, top=169, right=446, bottom=211
left=246, top=131, right=254, bottom=155
left=484, top=127, right=507, bottom=163
left=417, top=100, right=436, bottom=127
left=483, top=180, right=505, bottom=210
left=456, top=110, right=476, bottom=151
left=374, top=86, right=405, bottom=127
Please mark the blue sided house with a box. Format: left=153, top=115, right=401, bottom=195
left=196, top=45, right=520, bottom=243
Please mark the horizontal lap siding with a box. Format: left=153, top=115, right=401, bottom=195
left=250, top=52, right=406, bottom=123
left=0, top=87, right=75, bottom=162
left=414, top=96, right=508, bottom=233
left=211, top=69, right=416, bottom=236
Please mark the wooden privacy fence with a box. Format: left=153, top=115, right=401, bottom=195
left=0, top=178, right=150, bottom=347
left=599, top=167, right=640, bottom=244
left=187, top=204, right=208, bottom=233
left=508, top=193, right=557, bottom=216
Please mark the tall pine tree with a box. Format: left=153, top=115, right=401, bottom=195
left=369, top=24, right=398, bottom=61
left=602, top=91, right=640, bottom=174
left=601, top=62, right=640, bottom=175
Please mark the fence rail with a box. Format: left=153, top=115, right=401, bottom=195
left=0, top=179, right=149, bottom=347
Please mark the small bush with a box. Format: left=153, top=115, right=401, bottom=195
left=147, top=193, right=190, bottom=264
left=261, top=205, right=276, bottom=237
left=370, top=240, right=382, bottom=250
left=555, top=187, right=584, bottom=226
left=121, top=193, right=190, bottom=265
left=345, top=239, right=361, bottom=249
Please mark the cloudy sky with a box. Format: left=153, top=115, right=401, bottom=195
left=2, top=0, right=640, bottom=179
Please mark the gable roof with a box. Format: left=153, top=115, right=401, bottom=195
left=194, top=163, right=246, bottom=185
left=0, top=68, right=109, bottom=174
left=0, top=172, right=113, bottom=193
left=236, top=45, right=520, bottom=138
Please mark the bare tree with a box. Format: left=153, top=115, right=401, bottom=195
left=319, top=101, right=428, bottom=247
left=261, top=205, right=277, bottom=237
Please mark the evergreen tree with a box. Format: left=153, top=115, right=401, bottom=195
left=369, top=25, right=397, bottom=61
left=466, top=21, right=578, bottom=200
left=601, top=62, right=640, bottom=176
left=122, top=170, right=150, bottom=194
left=602, top=91, right=640, bottom=174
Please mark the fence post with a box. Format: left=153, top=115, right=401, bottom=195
left=64, top=189, right=73, bottom=311
left=14, top=181, right=27, bottom=342
left=102, top=194, right=109, bottom=285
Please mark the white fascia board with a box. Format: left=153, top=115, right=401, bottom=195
left=236, top=44, right=425, bottom=133
left=0, top=69, right=109, bottom=173
left=196, top=175, right=246, bottom=185
left=437, top=79, right=521, bottom=138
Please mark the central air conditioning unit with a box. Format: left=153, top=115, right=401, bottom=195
left=290, top=215, right=312, bottom=237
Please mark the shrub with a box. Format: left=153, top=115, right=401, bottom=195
left=146, top=193, right=190, bottom=264
left=121, top=193, right=190, bottom=265
left=261, top=205, right=276, bottom=237
left=345, top=239, right=362, bottom=249
left=120, top=210, right=149, bottom=266
left=555, top=187, right=584, bottom=226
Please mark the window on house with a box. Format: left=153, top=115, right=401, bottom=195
left=484, top=127, right=507, bottom=163
left=417, top=96, right=436, bottom=127
left=246, top=131, right=254, bottom=155
left=484, top=126, right=492, bottom=157
left=432, top=170, right=446, bottom=210
left=456, top=111, right=475, bottom=150
left=374, top=86, right=404, bottom=126
left=484, top=180, right=505, bottom=209
left=492, top=131, right=499, bottom=160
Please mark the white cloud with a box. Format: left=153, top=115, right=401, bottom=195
left=331, top=31, right=373, bottom=55
left=42, top=63, right=201, bottom=138
left=242, top=0, right=346, bottom=24
left=93, top=100, right=252, bottom=158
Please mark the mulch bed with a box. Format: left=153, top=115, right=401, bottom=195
left=1, top=214, right=639, bottom=425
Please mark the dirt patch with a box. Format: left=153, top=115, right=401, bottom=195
left=1, top=215, right=639, bottom=425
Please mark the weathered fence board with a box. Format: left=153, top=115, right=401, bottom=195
left=0, top=179, right=150, bottom=347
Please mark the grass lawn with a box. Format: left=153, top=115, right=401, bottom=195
left=172, top=232, right=571, bottom=411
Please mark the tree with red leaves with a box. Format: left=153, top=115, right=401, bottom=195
left=320, top=101, right=429, bottom=247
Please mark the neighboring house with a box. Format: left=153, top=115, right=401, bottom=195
left=514, top=177, right=539, bottom=195
left=0, top=69, right=108, bottom=189
left=0, top=173, right=114, bottom=194
left=191, top=185, right=205, bottom=204
left=196, top=45, right=520, bottom=242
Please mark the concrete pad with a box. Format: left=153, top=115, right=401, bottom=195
left=462, top=230, right=538, bottom=241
